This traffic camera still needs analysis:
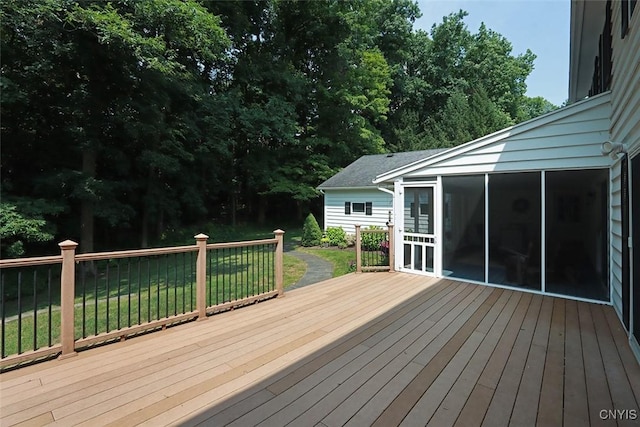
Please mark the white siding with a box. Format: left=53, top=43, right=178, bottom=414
left=611, top=160, right=624, bottom=318
left=323, top=189, right=393, bottom=235
left=610, top=2, right=640, bottom=326
left=404, top=96, right=612, bottom=177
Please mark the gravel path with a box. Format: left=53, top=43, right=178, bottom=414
left=285, top=250, right=333, bottom=290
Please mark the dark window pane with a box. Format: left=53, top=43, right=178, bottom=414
left=546, top=169, right=609, bottom=301
left=352, top=202, right=365, bottom=213
left=622, top=0, right=629, bottom=38
left=404, top=188, right=433, bottom=234
left=442, top=176, right=485, bottom=282
left=488, top=173, right=541, bottom=290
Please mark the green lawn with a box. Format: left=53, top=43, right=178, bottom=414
left=1, top=234, right=306, bottom=358
left=284, top=254, right=306, bottom=289
left=299, top=247, right=356, bottom=277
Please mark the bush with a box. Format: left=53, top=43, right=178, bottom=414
left=326, top=226, right=347, bottom=247
left=361, top=225, right=386, bottom=250
left=345, top=234, right=356, bottom=247
left=301, top=213, right=322, bottom=247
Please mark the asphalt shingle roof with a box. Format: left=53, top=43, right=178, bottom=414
left=317, top=149, right=446, bottom=189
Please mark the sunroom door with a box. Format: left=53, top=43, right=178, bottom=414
left=402, top=186, right=436, bottom=275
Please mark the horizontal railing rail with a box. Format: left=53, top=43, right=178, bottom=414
left=74, top=245, right=198, bottom=261
left=0, top=230, right=284, bottom=370
left=355, top=224, right=395, bottom=273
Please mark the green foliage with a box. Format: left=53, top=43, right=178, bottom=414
left=361, top=226, right=386, bottom=251
left=0, top=200, right=61, bottom=257
left=517, top=96, right=559, bottom=122
left=0, top=0, right=553, bottom=252
left=383, top=10, right=543, bottom=151
left=326, top=226, right=347, bottom=247
left=301, top=214, right=322, bottom=247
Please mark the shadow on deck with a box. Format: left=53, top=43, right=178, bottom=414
left=1, top=273, right=639, bottom=426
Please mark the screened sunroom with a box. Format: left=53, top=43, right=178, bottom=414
left=375, top=92, right=615, bottom=304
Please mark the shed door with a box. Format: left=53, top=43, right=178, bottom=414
left=402, top=186, right=436, bottom=275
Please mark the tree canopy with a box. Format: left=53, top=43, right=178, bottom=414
left=0, top=0, right=557, bottom=256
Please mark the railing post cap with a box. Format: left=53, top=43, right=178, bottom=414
left=58, top=240, right=78, bottom=249
left=273, top=229, right=285, bottom=235
left=194, top=233, right=209, bottom=241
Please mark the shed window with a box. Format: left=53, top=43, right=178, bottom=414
left=345, top=202, right=372, bottom=215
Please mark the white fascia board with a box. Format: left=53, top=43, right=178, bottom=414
left=569, top=0, right=584, bottom=102
left=569, top=0, right=607, bottom=102
left=373, top=92, right=612, bottom=184
left=319, top=186, right=379, bottom=191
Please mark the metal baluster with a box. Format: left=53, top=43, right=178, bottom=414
left=17, top=271, right=22, bottom=354
left=1, top=273, right=5, bottom=357
left=117, top=260, right=121, bottom=331
left=32, top=270, right=37, bottom=351
left=48, top=269, right=52, bottom=347
left=106, top=262, right=110, bottom=332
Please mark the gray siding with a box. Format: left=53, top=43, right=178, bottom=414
left=404, top=94, right=612, bottom=178
left=610, top=2, right=640, bottom=325
left=611, top=160, right=624, bottom=317
left=324, top=189, right=393, bottom=234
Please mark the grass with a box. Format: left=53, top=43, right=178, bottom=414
left=299, top=247, right=356, bottom=277
left=284, top=254, right=306, bottom=289
left=1, top=232, right=306, bottom=359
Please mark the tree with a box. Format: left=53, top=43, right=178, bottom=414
left=0, top=199, right=61, bottom=258
left=382, top=10, right=544, bottom=150
left=1, top=0, right=230, bottom=250
left=517, top=96, right=559, bottom=122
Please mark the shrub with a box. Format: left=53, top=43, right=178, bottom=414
left=326, top=226, right=347, bottom=247
left=345, top=234, right=356, bottom=247
left=361, top=225, right=386, bottom=250
left=301, top=213, right=322, bottom=247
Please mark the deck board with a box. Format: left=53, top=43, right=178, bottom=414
left=536, top=298, right=566, bottom=427
left=427, top=291, right=522, bottom=427
left=1, top=272, right=638, bottom=427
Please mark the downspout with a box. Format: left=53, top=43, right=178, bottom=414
left=377, top=186, right=396, bottom=270
left=376, top=187, right=394, bottom=196
left=377, top=187, right=395, bottom=224
left=319, top=189, right=326, bottom=231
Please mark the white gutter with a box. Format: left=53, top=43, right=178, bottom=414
left=377, top=187, right=394, bottom=196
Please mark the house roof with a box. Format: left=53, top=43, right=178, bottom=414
left=317, top=149, right=445, bottom=190
left=373, top=91, right=612, bottom=183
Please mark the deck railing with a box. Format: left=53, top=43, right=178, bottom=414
left=0, top=230, right=284, bottom=369
left=355, top=224, right=395, bottom=273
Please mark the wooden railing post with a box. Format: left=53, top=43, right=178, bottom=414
left=59, top=240, right=78, bottom=359
left=195, top=233, right=209, bottom=320
left=274, top=229, right=285, bottom=297
left=355, top=225, right=362, bottom=273
left=388, top=223, right=395, bottom=272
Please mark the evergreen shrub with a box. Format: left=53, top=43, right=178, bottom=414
left=301, top=213, right=322, bottom=247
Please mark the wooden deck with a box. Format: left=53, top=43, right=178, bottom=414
left=1, top=273, right=639, bottom=426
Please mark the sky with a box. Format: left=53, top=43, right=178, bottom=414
left=414, top=0, right=570, bottom=106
